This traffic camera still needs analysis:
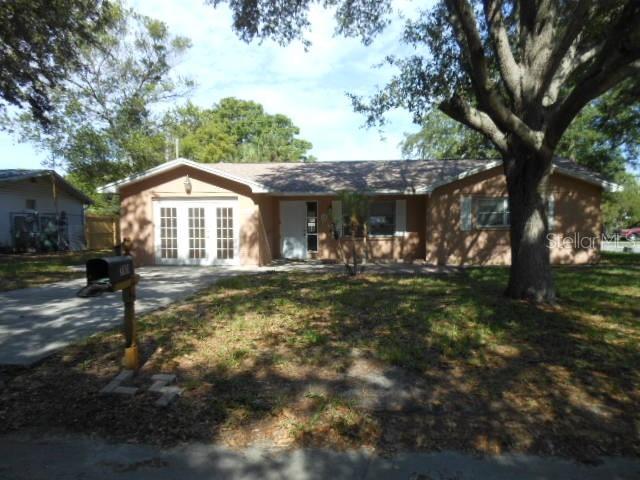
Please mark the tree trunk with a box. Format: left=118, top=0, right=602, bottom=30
left=503, top=147, right=555, bottom=303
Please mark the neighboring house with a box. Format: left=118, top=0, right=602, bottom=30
left=100, top=157, right=617, bottom=267
left=0, top=169, right=92, bottom=251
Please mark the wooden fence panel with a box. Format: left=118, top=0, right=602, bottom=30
left=85, top=215, right=119, bottom=249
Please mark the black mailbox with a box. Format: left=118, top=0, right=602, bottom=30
left=86, top=256, right=134, bottom=291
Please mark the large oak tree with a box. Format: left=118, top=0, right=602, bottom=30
left=211, top=0, right=640, bottom=302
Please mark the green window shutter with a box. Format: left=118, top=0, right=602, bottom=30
left=331, top=200, right=343, bottom=237
left=547, top=194, right=555, bottom=231
left=395, top=199, right=407, bottom=236
left=460, top=196, right=473, bottom=231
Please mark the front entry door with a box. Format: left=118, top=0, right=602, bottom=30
left=280, top=201, right=307, bottom=259
left=154, top=199, right=238, bottom=265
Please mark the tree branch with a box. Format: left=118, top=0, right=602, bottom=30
left=537, top=0, right=591, bottom=104
left=446, top=0, right=545, bottom=153
left=483, top=0, right=522, bottom=107
left=542, top=40, right=603, bottom=106
left=545, top=1, right=640, bottom=147
left=546, top=59, right=640, bottom=149
left=439, top=96, right=508, bottom=154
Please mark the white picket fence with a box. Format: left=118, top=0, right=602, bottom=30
left=601, top=241, right=640, bottom=254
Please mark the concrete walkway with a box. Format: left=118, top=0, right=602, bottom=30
left=0, top=266, right=264, bottom=366
left=0, top=432, right=638, bottom=480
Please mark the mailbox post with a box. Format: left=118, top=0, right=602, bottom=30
left=121, top=279, right=138, bottom=369
left=79, top=256, right=141, bottom=370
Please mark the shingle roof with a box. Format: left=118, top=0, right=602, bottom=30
left=210, top=159, right=495, bottom=193
left=0, top=169, right=93, bottom=203
left=0, top=169, right=52, bottom=182
left=99, top=157, right=619, bottom=194
left=211, top=157, right=614, bottom=193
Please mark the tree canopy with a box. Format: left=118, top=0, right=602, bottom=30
left=401, top=110, right=497, bottom=161
left=5, top=8, right=193, bottom=213
left=0, top=0, right=116, bottom=125
left=164, top=98, right=314, bottom=163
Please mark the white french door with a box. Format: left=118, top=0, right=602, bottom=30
left=154, top=199, right=239, bottom=265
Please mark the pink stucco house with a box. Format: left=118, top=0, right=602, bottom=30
left=99, top=157, right=617, bottom=267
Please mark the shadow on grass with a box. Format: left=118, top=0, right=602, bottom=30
left=1, top=266, right=639, bottom=459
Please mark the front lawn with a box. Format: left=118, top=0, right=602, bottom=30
left=1, top=260, right=639, bottom=459
left=0, top=249, right=111, bottom=291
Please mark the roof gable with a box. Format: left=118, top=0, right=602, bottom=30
left=0, top=169, right=93, bottom=204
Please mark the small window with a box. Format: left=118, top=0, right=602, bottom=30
left=476, top=198, right=510, bottom=228
left=306, top=202, right=318, bottom=252
left=25, top=199, right=36, bottom=210
left=368, top=201, right=396, bottom=236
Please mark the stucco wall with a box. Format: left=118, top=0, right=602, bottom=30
left=425, top=166, right=602, bottom=266
left=119, top=166, right=270, bottom=266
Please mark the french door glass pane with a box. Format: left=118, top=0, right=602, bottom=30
left=160, top=207, right=177, bottom=258
left=216, top=207, right=234, bottom=259
left=188, top=207, right=206, bottom=259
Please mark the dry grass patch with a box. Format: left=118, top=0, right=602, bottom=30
left=0, top=249, right=111, bottom=291
left=1, top=257, right=639, bottom=459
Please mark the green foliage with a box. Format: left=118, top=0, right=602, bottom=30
left=336, top=190, right=370, bottom=274
left=401, top=110, right=497, bottom=160
left=557, top=82, right=640, bottom=179
left=5, top=8, right=193, bottom=212
left=603, top=174, right=640, bottom=232
left=164, top=98, right=314, bottom=163
left=338, top=190, right=369, bottom=231
left=207, top=0, right=392, bottom=47
left=0, top=0, right=116, bottom=125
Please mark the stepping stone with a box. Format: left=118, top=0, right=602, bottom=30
left=101, top=370, right=135, bottom=394
left=113, top=386, right=139, bottom=396
left=155, top=386, right=182, bottom=407
left=148, top=373, right=181, bottom=407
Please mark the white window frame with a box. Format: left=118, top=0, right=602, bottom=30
left=306, top=201, right=319, bottom=252
left=475, top=197, right=510, bottom=229
left=368, top=200, right=396, bottom=237
left=337, top=199, right=407, bottom=239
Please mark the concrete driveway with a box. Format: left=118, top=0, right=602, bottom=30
left=0, top=266, right=264, bottom=366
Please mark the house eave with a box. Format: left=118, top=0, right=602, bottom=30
left=271, top=189, right=420, bottom=196
left=419, top=160, right=503, bottom=194
left=97, top=158, right=269, bottom=194
left=551, top=166, right=621, bottom=192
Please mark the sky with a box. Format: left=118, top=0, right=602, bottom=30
left=0, top=0, right=426, bottom=172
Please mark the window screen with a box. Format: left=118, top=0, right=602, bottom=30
left=476, top=198, right=510, bottom=227
left=368, top=201, right=395, bottom=236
